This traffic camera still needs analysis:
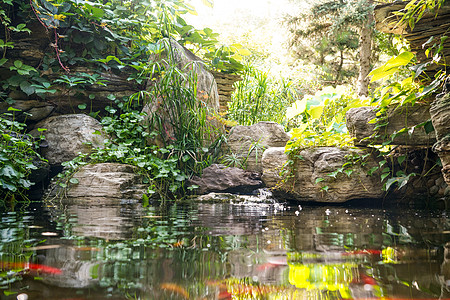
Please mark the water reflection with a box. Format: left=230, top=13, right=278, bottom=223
left=0, top=197, right=449, bottom=299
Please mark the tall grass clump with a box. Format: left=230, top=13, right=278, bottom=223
left=145, top=40, right=225, bottom=176
left=227, top=65, right=299, bottom=126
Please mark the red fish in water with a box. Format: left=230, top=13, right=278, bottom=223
left=0, top=261, right=62, bottom=275
left=342, top=249, right=382, bottom=256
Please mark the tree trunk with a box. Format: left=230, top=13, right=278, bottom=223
left=357, top=5, right=374, bottom=97
left=335, top=49, right=344, bottom=85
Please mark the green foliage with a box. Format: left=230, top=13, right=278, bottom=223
left=51, top=44, right=224, bottom=199
left=394, top=0, right=446, bottom=30
left=361, top=39, right=448, bottom=192
left=0, top=111, right=46, bottom=202
left=227, top=64, right=298, bottom=125
left=0, top=0, right=229, bottom=200
left=285, top=0, right=374, bottom=84
left=285, top=85, right=371, bottom=150
left=202, top=44, right=251, bottom=74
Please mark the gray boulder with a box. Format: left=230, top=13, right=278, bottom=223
left=226, top=122, right=290, bottom=173
left=63, top=163, right=147, bottom=199
left=262, top=147, right=384, bottom=203
left=30, top=114, right=108, bottom=165
left=166, top=40, right=219, bottom=111
left=189, top=164, right=263, bottom=194
left=346, top=104, right=436, bottom=146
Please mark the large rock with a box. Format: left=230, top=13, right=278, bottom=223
left=262, top=147, right=384, bottom=203
left=142, top=40, right=223, bottom=147
left=189, top=164, right=263, bottom=194
left=169, top=40, right=220, bottom=111
left=147, top=40, right=219, bottom=112
left=63, top=163, right=147, bottom=199
left=346, top=104, right=436, bottom=146
left=430, top=94, right=450, bottom=186
left=226, top=122, right=290, bottom=173
left=30, top=114, right=108, bottom=165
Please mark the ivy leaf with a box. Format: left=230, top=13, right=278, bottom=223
left=20, top=81, right=35, bottom=96
left=315, top=177, right=325, bottom=184
left=385, top=177, right=398, bottom=191
left=13, top=60, right=23, bottom=69
left=343, top=169, right=353, bottom=177
left=1, top=165, right=19, bottom=178
left=424, top=120, right=434, bottom=134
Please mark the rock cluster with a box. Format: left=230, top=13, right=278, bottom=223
left=262, top=147, right=384, bottom=203
left=225, top=122, right=290, bottom=173
left=346, top=104, right=435, bottom=146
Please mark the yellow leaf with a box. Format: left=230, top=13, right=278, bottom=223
left=290, top=123, right=308, bottom=138
left=309, top=105, right=324, bottom=119
left=285, top=98, right=307, bottom=120
left=238, top=48, right=252, bottom=56
left=53, top=14, right=66, bottom=21
left=201, top=0, right=214, bottom=8
left=369, top=66, right=398, bottom=82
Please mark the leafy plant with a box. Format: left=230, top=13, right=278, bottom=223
left=0, top=109, right=46, bottom=204
left=50, top=41, right=225, bottom=200
left=285, top=85, right=371, bottom=151
left=228, top=64, right=298, bottom=125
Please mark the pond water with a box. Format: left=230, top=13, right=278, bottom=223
left=1, top=192, right=450, bottom=300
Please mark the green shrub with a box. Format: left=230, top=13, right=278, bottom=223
left=285, top=85, right=372, bottom=150
left=227, top=65, right=298, bottom=125
left=0, top=110, right=46, bottom=203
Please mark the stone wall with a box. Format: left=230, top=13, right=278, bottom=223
left=211, top=71, right=242, bottom=113
left=374, top=2, right=450, bottom=74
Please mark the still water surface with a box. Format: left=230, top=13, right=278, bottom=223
left=1, top=193, right=450, bottom=299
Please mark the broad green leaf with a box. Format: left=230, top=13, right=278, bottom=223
left=13, top=60, right=23, bottom=69
left=286, top=98, right=307, bottom=120
left=369, top=52, right=414, bottom=82
left=20, top=81, right=35, bottom=96
left=385, top=177, right=398, bottom=191
left=383, top=51, right=414, bottom=70
left=424, top=120, right=434, bottom=134
left=369, top=66, right=399, bottom=82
